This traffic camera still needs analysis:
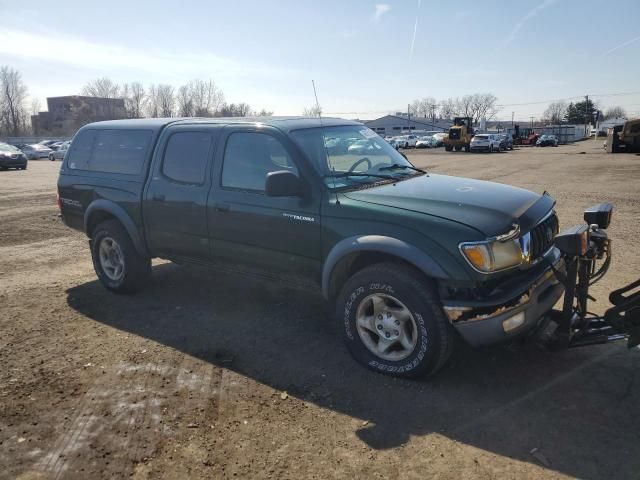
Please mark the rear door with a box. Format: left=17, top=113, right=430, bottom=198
left=207, top=125, right=322, bottom=278
left=143, top=124, right=219, bottom=259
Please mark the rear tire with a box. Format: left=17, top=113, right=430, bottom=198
left=336, top=263, right=454, bottom=378
left=445, top=145, right=453, bottom=152
left=91, top=220, right=151, bottom=294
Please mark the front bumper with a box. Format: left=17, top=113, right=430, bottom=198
left=444, top=254, right=565, bottom=346
left=470, top=145, right=490, bottom=152
left=0, top=157, right=27, bottom=167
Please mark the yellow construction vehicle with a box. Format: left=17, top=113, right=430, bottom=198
left=606, top=118, right=640, bottom=153
left=444, top=117, right=474, bottom=152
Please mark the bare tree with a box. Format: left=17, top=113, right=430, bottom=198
left=255, top=108, right=273, bottom=116
left=190, top=79, right=224, bottom=117
left=455, top=95, right=474, bottom=119
left=145, top=84, right=160, bottom=118
left=409, top=97, right=438, bottom=121
left=0, top=66, right=29, bottom=136
left=409, top=99, right=422, bottom=117
left=470, top=93, right=499, bottom=124
left=439, top=98, right=458, bottom=119
left=604, top=106, right=627, bottom=120
left=30, top=98, right=41, bottom=116
left=81, top=77, right=120, bottom=98
left=542, top=101, right=568, bottom=124
left=176, top=85, right=194, bottom=117
left=157, top=84, right=174, bottom=117
left=121, top=82, right=145, bottom=118
left=302, top=105, right=322, bottom=117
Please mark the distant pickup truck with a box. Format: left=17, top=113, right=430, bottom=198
left=58, top=117, right=566, bottom=378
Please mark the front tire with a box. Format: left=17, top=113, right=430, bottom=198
left=336, top=263, right=454, bottom=378
left=91, top=220, right=151, bottom=293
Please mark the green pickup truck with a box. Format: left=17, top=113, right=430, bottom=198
left=58, top=117, right=567, bottom=378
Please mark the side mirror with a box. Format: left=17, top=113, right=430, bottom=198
left=265, top=170, right=301, bottom=197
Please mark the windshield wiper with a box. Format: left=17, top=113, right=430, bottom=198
left=378, top=163, right=427, bottom=174
left=323, top=172, right=396, bottom=180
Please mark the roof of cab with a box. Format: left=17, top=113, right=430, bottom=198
left=80, top=116, right=363, bottom=134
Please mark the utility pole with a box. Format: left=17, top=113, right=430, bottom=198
left=511, top=111, right=514, bottom=128
left=530, top=116, right=534, bottom=129
left=407, top=103, right=410, bottom=132
left=585, top=95, right=589, bottom=136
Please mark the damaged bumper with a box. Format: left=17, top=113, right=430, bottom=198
left=443, top=253, right=565, bottom=347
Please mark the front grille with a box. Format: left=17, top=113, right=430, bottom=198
left=528, top=212, right=559, bottom=260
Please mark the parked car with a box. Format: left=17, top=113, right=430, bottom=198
left=415, top=136, right=435, bottom=148
left=388, top=137, right=402, bottom=150
left=20, top=144, right=53, bottom=159
left=396, top=135, right=418, bottom=148
left=536, top=135, right=559, bottom=147
left=0, top=142, right=28, bottom=170
left=499, top=134, right=514, bottom=151
left=49, top=141, right=70, bottom=160
left=431, top=133, right=446, bottom=147
left=347, top=139, right=378, bottom=155
left=58, top=117, right=576, bottom=378
left=470, top=134, right=502, bottom=152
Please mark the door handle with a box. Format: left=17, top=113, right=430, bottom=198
left=152, top=194, right=166, bottom=202
left=214, top=203, right=230, bottom=213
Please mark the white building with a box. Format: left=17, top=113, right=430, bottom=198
left=364, top=114, right=451, bottom=136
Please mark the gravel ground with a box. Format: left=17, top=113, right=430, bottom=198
left=1, top=141, right=639, bottom=479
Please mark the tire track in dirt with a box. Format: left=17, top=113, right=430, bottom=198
left=29, top=355, right=226, bottom=478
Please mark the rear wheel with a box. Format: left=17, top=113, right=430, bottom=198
left=49, top=153, right=55, bottom=161
left=91, top=220, right=151, bottom=293
left=445, top=145, right=453, bottom=152
left=489, top=145, right=494, bottom=153
left=336, top=263, right=454, bottom=378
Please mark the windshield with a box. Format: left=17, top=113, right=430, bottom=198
left=474, top=135, right=488, bottom=140
left=291, top=125, right=422, bottom=190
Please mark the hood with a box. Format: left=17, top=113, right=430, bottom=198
left=343, top=174, right=550, bottom=236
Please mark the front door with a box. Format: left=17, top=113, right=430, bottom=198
left=207, top=126, right=322, bottom=278
left=144, top=125, right=219, bottom=259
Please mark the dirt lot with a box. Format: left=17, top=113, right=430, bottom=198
left=1, top=141, right=639, bottom=479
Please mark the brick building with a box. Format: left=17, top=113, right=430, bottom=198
left=31, top=96, right=126, bottom=135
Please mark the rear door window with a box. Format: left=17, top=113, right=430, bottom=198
left=162, top=131, right=213, bottom=184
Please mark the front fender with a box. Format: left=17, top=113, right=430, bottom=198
left=322, top=235, right=450, bottom=299
left=84, top=199, right=147, bottom=257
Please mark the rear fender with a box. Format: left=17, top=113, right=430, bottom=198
left=84, top=200, right=148, bottom=257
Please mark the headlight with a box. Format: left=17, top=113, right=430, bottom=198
left=460, top=238, right=524, bottom=273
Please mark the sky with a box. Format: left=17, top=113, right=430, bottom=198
left=1, top=0, right=640, bottom=121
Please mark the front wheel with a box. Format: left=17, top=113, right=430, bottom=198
left=336, top=263, right=454, bottom=378
left=91, top=220, right=151, bottom=293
